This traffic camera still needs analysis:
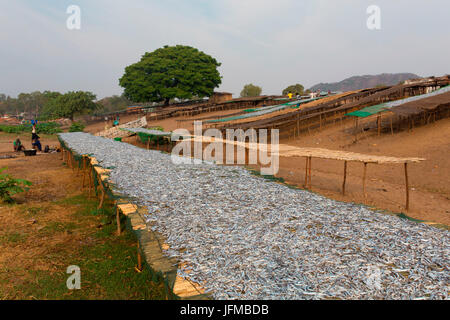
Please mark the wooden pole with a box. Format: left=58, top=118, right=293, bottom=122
left=88, top=167, right=92, bottom=199
left=245, top=145, right=249, bottom=165
left=97, top=176, right=105, bottom=209
left=362, top=162, right=368, bottom=200
left=82, top=158, right=86, bottom=189
left=116, top=204, right=121, bottom=236
left=135, top=241, right=143, bottom=273
left=377, top=114, right=381, bottom=136
left=308, top=157, right=312, bottom=190
left=304, top=157, right=309, bottom=188
left=342, top=161, right=347, bottom=196
left=390, top=116, right=394, bottom=135
left=404, top=162, right=410, bottom=211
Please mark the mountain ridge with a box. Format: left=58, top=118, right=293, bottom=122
left=309, top=73, right=420, bottom=92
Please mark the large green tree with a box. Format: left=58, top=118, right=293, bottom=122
left=41, top=91, right=97, bottom=120
left=119, top=45, right=222, bottom=104
left=240, top=84, right=262, bottom=97
left=282, top=84, right=304, bottom=96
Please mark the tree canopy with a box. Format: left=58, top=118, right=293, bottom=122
left=41, top=91, right=97, bottom=120
left=119, top=45, right=222, bottom=104
left=0, top=91, right=57, bottom=116
left=96, top=94, right=135, bottom=114
left=282, top=84, right=304, bottom=96
left=240, top=84, right=262, bottom=97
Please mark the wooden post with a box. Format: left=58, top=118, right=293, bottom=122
left=245, top=145, right=249, bottom=165
left=377, top=114, right=381, bottom=136
left=390, top=116, right=394, bottom=135
left=135, top=241, right=143, bottom=273
left=116, top=204, right=121, bottom=236
left=342, top=161, right=347, bottom=196
left=404, top=162, right=410, bottom=211
left=362, top=162, right=368, bottom=200
left=304, top=157, right=308, bottom=188
left=82, top=157, right=86, bottom=189
left=308, top=157, right=312, bottom=190
left=88, top=167, right=92, bottom=199
left=97, top=176, right=105, bottom=209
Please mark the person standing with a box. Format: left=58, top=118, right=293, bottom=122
left=31, top=123, right=38, bottom=142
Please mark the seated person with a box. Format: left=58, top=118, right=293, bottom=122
left=13, top=138, right=25, bottom=152
left=32, top=136, right=42, bottom=152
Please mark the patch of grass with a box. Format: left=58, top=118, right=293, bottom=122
left=246, top=167, right=300, bottom=190
left=39, top=221, right=79, bottom=235
left=10, top=193, right=166, bottom=300
left=20, top=205, right=49, bottom=216
left=0, top=232, right=27, bottom=244
left=54, top=194, right=90, bottom=206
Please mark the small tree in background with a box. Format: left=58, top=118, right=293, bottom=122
left=119, top=45, right=222, bottom=105
left=41, top=91, right=98, bottom=120
left=282, top=84, right=304, bottom=96
left=240, top=84, right=262, bottom=97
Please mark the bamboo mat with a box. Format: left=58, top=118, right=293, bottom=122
left=184, top=136, right=425, bottom=164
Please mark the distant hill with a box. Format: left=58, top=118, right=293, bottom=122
left=309, top=73, right=420, bottom=92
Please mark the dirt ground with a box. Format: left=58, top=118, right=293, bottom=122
left=0, top=133, right=59, bottom=155
left=84, top=114, right=144, bottom=134
left=0, top=134, right=165, bottom=299
left=0, top=152, right=88, bottom=297
left=84, top=109, right=248, bottom=134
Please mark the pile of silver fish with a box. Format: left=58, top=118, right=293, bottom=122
left=59, top=132, right=449, bottom=300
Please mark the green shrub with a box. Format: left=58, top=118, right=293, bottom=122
left=0, top=123, right=62, bottom=135
left=69, top=122, right=85, bottom=132
left=0, top=167, right=32, bottom=203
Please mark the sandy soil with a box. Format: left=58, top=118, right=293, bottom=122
left=84, top=109, right=250, bottom=134
left=84, top=114, right=144, bottom=134
left=0, top=133, right=59, bottom=155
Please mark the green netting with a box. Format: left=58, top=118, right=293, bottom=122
left=346, top=85, right=450, bottom=118
left=137, top=132, right=169, bottom=145
left=346, top=104, right=389, bottom=117
left=207, top=97, right=326, bottom=123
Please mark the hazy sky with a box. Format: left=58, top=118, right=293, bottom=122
left=0, top=0, right=449, bottom=99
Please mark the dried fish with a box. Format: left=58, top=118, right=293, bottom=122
left=59, top=132, right=450, bottom=300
